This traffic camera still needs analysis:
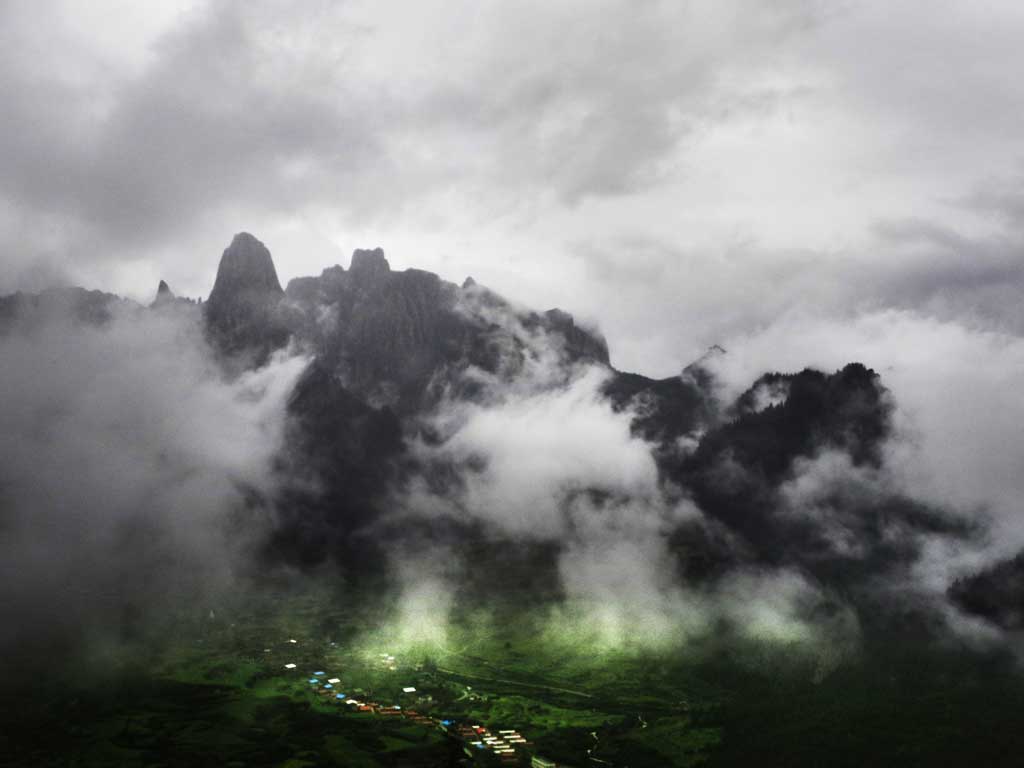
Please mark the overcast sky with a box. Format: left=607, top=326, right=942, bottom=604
left=3, top=0, right=1024, bottom=375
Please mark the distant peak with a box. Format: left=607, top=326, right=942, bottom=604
left=208, top=232, right=283, bottom=301
left=203, top=233, right=289, bottom=362
left=350, top=248, right=390, bottom=280
left=462, top=276, right=477, bottom=289
left=150, top=279, right=175, bottom=307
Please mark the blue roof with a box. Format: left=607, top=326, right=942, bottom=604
left=308, top=679, right=319, bottom=684
left=335, top=693, right=345, bottom=699
left=442, top=719, right=453, bottom=725
left=324, top=684, right=333, bottom=689
left=314, top=671, right=325, bottom=675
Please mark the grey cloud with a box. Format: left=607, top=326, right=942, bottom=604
left=868, top=218, right=1024, bottom=329
left=566, top=206, right=1024, bottom=375
left=392, top=0, right=831, bottom=204
left=959, top=164, right=1024, bottom=226
left=0, top=0, right=829, bottom=295
left=4, top=0, right=1024, bottom=336
left=1, top=3, right=373, bottom=243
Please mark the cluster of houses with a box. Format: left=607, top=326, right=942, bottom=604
left=440, top=721, right=532, bottom=763
left=277, top=647, right=570, bottom=767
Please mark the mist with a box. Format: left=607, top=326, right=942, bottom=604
left=710, top=309, right=1024, bottom=563
left=2, top=284, right=1015, bottom=684
left=0, top=300, right=307, bottom=670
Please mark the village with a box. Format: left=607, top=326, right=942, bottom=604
left=166, top=599, right=705, bottom=767
left=273, top=638, right=573, bottom=768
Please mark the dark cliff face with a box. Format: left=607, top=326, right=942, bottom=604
left=950, top=553, right=1024, bottom=628
left=282, top=245, right=611, bottom=412
left=204, top=232, right=290, bottom=364
left=7, top=234, right=962, bottom=603
left=672, top=363, right=971, bottom=589
left=209, top=232, right=285, bottom=298
left=680, top=365, right=892, bottom=542
left=268, top=359, right=405, bottom=569
left=689, top=363, right=892, bottom=487
left=284, top=250, right=465, bottom=410
left=193, top=234, right=628, bottom=571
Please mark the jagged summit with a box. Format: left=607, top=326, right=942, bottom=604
left=193, top=232, right=614, bottom=400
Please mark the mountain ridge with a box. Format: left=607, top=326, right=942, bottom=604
left=3, top=233, right=987, bottom=619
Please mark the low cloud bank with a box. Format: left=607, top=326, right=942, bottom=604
left=0, top=302, right=307, bottom=667
left=389, top=351, right=860, bottom=662
left=370, top=305, right=1024, bottom=664
left=3, top=285, right=1019, bottom=677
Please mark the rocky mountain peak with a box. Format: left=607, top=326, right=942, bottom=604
left=349, top=248, right=390, bottom=282
left=208, top=232, right=283, bottom=302
left=151, top=279, right=175, bottom=307
left=204, top=233, right=289, bottom=363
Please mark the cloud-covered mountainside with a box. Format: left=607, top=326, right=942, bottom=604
left=0, top=233, right=1017, bottom=672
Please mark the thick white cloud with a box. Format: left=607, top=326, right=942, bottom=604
left=410, top=366, right=658, bottom=538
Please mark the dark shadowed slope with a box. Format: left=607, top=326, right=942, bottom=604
left=204, top=232, right=290, bottom=365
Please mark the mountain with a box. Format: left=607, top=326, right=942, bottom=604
left=211, top=233, right=698, bottom=568
left=0, top=233, right=971, bottom=606
left=204, top=232, right=290, bottom=365
left=675, top=364, right=972, bottom=586
left=194, top=234, right=934, bottom=591
left=950, top=552, right=1024, bottom=628
left=0, top=286, right=131, bottom=330
left=282, top=243, right=610, bottom=412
